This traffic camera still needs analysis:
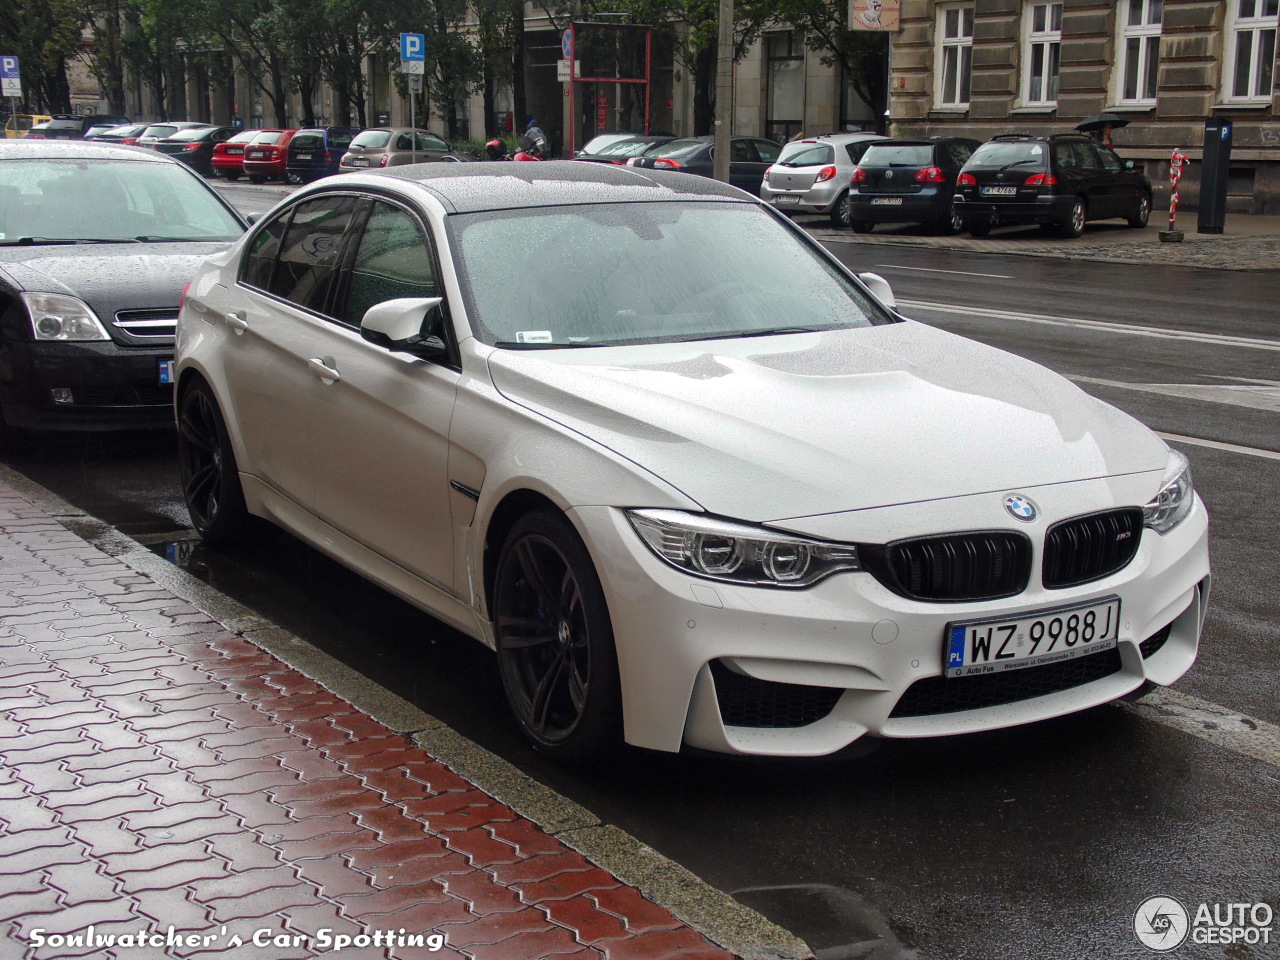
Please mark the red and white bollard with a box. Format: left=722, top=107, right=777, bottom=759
left=1162, top=149, right=1189, bottom=241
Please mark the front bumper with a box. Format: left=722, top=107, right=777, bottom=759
left=568, top=475, right=1209, bottom=757
left=0, top=339, right=175, bottom=432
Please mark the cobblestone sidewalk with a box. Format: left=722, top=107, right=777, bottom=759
left=0, top=484, right=744, bottom=960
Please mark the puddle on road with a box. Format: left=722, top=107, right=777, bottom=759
left=730, top=884, right=918, bottom=960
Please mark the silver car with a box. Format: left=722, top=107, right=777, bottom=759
left=338, top=127, right=472, bottom=171
left=761, top=131, right=887, bottom=227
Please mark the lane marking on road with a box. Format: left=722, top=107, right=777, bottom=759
left=1122, top=689, right=1280, bottom=769
left=873, top=264, right=1015, bottom=280
left=1069, top=375, right=1280, bottom=413
left=899, top=299, right=1280, bottom=352
left=1157, top=432, right=1280, bottom=462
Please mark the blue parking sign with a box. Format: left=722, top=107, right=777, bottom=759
left=399, top=33, right=424, bottom=61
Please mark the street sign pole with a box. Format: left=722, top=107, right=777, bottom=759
left=564, top=27, right=575, bottom=157
left=399, top=33, right=425, bottom=165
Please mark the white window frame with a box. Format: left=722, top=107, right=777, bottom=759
left=1021, top=1, right=1063, bottom=108
left=935, top=4, right=975, bottom=109
left=1114, top=0, right=1163, bottom=105
left=1224, top=0, right=1278, bottom=103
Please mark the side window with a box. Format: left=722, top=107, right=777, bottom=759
left=395, top=133, right=413, bottom=151
left=1072, top=142, right=1103, bottom=172
left=341, top=201, right=438, bottom=328
left=844, top=141, right=874, bottom=164
left=753, top=139, right=781, bottom=163
left=730, top=140, right=754, bottom=162
left=1097, top=146, right=1124, bottom=174
left=417, top=132, right=450, bottom=152
left=241, top=211, right=291, bottom=290
left=1054, top=143, right=1076, bottom=170
left=268, top=194, right=362, bottom=314
left=945, top=141, right=974, bottom=166
left=213, top=129, right=230, bottom=142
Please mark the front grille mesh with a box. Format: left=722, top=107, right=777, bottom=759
left=889, top=648, right=1123, bottom=718
left=1043, top=508, right=1143, bottom=588
left=1139, top=624, right=1172, bottom=659
left=710, top=660, right=843, bottom=729
left=875, top=531, right=1032, bottom=602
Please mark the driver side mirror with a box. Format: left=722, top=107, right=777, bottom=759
left=857, top=272, right=897, bottom=311
left=360, top=297, right=449, bottom=359
left=1124, top=160, right=1135, bottom=170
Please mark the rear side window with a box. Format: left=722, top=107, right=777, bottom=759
left=327, top=131, right=355, bottom=149
left=844, top=141, right=875, bottom=164
left=945, top=141, right=975, bottom=166
left=341, top=201, right=438, bottom=327
left=862, top=144, right=933, bottom=166
left=753, top=140, right=781, bottom=163
left=241, top=214, right=290, bottom=290
left=267, top=194, right=363, bottom=314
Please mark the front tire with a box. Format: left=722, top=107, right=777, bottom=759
left=1059, top=198, right=1087, bottom=238
left=829, top=192, right=852, bottom=228
left=1128, top=192, right=1151, bottom=228
left=493, top=511, right=621, bottom=763
left=177, top=380, right=250, bottom=546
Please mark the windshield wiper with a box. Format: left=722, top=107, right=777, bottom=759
left=670, top=327, right=825, bottom=343
left=0, top=237, right=79, bottom=246
left=134, top=235, right=218, bottom=242
left=997, top=159, right=1041, bottom=173
left=493, top=340, right=608, bottom=350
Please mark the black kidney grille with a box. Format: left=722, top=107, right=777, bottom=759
left=1043, top=508, right=1143, bottom=589
left=880, top=531, right=1032, bottom=602
left=709, top=660, right=843, bottom=729
left=889, top=647, right=1123, bottom=718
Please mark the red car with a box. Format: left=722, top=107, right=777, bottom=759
left=211, top=130, right=258, bottom=180
left=241, top=129, right=298, bottom=183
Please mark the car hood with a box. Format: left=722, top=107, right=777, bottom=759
left=0, top=243, right=229, bottom=315
left=485, top=321, right=1168, bottom=522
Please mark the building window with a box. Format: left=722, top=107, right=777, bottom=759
left=1226, top=0, right=1278, bottom=101
left=1117, top=0, right=1162, bottom=104
left=1021, top=1, right=1063, bottom=107
left=937, top=4, right=974, bottom=107
left=767, top=31, right=805, bottom=143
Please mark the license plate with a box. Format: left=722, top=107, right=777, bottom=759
left=871, top=197, right=903, bottom=205
left=247, top=150, right=265, bottom=159
left=296, top=153, right=312, bottom=160
left=981, top=186, right=1018, bottom=196
left=773, top=195, right=800, bottom=205
left=158, top=359, right=174, bottom=385
left=350, top=157, right=370, bottom=167
left=944, top=597, right=1121, bottom=678
left=228, top=147, right=243, bottom=155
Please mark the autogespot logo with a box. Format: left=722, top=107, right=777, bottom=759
left=1135, top=897, right=1190, bottom=952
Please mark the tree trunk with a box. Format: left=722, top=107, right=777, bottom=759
left=510, top=1, right=525, bottom=136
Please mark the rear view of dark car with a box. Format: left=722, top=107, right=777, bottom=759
left=627, top=136, right=782, bottom=196
left=954, top=133, right=1153, bottom=238
left=847, top=137, right=981, bottom=235
left=286, top=127, right=359, bottom=182
left=151, top=125, right=234, bottom=176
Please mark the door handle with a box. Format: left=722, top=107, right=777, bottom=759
left=225, top=311, right=248, bottom=333
left=307, top=357, right=340, bottom=383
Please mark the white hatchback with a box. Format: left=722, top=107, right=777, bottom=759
left=174, top=162, right=1209, bottom=762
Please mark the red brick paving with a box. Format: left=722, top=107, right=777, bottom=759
left=0, top=485, right=736, bottom=960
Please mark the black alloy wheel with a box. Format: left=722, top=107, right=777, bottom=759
left=935, top=201, right=964, bottom=236
left=177, top=380, right=250, bottom=545
left=493, top=511, right=621, bottom=763
left=1060, top=198, right=1087, bottom=238
left=1128, top=192, right=1151, bottom=228
left=830, top=192, right=852, bottom=228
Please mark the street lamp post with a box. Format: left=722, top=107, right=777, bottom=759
left=713, top=0, right=732, bottom=183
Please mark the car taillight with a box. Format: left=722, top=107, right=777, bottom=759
left=1025, top=173, right=1059, bottom=186
left=183, top=143, right=201, bottom=151
left=379, top=155, right=390, bottom=167
left=958, top=172, right=977, bottom=186
left=850, top=167, right=867, bottom=183
left=762, top=169, right=771, bottom=183
left=653, top=158, right=683, bottom=169
left=815, top=165, right=838, bottom=183
left=122, top=138, right=138, bottom=145
left=324, top=152, right=332, bottom=162
left=179, top=281, right=191, bottom=313
left=915, top=166, right=946, bottom=182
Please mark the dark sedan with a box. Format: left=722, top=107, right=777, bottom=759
left=626, top=136, right=782, bottom=196
left=151, top=125, right=235, bottom=176
left=0, top=140, right=247, bottom=438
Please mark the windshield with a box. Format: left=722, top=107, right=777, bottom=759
left=350, top=130, right=391, bottom=150
left=776, top=142, right=835, bottom=166
left=0, top=158, right=244, bottom=243
left=861, top=144, right=933, bottom=166
left=967, top=141, right=1047, bottom=167
left=449, top=202, right=887, bottom=348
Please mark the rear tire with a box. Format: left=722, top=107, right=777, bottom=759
left=850, top=219, right=875, bottom=234
left=965, top=218, right=992, bottom=238
left=177, top=380, right=250, bottom=546
left=1128, top=192, right=1151, bottom=228
left=829, top=192, right=852, bottom=228
left=934, top=202, right=963, bottom=236
left=1059, top=198, right=1087, bottom=238
left=222, top=171, right=241, bottom=181
left=493, top=511, right=621, bottom=764
left=248, top=175, right=267, bottom=184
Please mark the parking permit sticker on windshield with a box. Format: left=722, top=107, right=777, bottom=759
left=516, top=331, right=553, bottom=344
left=1030, top=145, right=1043, bottom=156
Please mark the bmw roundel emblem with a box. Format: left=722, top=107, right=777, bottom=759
left=1004, top=495, right=1038, bottom=522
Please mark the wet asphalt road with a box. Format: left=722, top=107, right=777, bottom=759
left=3, top=187, right=1278, bottom=960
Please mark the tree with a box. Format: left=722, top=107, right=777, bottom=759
left=0, top=0, right=84, bottom=113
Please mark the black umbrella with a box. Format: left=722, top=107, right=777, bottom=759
left=1075, top=113, right=1130, bottom=133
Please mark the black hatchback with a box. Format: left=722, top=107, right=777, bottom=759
left=286, top=127, right=360, bottom=183
left=847, top=137, right=981, bottom=235
left=151, top=125, right=234, bottom=177
left=954, top=134, right=1153, bottom=238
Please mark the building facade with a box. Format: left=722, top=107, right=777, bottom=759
left=886, top=0, right=1280, bottom=212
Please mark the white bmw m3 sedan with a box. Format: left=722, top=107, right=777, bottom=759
left=174, top=162, right=1209, bottom=762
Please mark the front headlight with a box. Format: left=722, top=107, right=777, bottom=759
left=22, top=293, right=111, bottom=342
left=627, top=509, right=861, bottom=588
left=1143, top=449, right=1194, bottom=533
